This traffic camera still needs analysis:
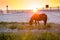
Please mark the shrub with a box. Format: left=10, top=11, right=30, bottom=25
left=0, top=22, right=8, bottom=28
left=9, top=24, right=17, bottom=30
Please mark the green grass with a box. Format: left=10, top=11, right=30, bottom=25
left=0, top=22, right=53, bottom=30
left=0, top=31, right=60, bottom=40
left=0, top=22, right=60, bottom=40
left=0, top=22, right=8, bottom=28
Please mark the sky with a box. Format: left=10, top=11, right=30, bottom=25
left=0, top=0, right=60, bottom=10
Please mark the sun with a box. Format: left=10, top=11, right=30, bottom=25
left=32, top=8, right=38, bottom=13
left=28, top=4, right=38, bottom=13
left=28, top=3, right=42, bottom=13
left=27, top=3, right=44, bottom=13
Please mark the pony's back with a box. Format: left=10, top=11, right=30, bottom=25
left=39, top=13, right=47, bottom=21
left=31, top=14, right=40, bottom=20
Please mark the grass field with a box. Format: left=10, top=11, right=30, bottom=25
left=0, top=22, right=60, bottom=30
left=0, top=22, right=60, bottom=40
left=0, top=31, right=60, bottom=40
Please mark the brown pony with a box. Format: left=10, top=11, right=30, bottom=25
left=29, top=13, right=47, bottom=25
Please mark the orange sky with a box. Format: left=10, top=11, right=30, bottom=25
left=0, top=0, right=60, bottom=10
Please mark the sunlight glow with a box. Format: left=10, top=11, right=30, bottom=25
left=32, top=8, right=38, bottom=13
left=0, top=0, right=60, bottom=10
left=28, top=4, right=38, bottom=9
left=28, top=4, right=39, bottom=13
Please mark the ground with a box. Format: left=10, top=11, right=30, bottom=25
left=0, top=22, right=60, bottom=40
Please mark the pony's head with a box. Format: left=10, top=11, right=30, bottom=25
left=29, top=19, right=33, bottom=25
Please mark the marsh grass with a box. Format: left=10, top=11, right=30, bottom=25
left=9, top=25, right=17, bottom=30
left=0, top=31, right=60, bottom=40
left=0, top=22, right=60, bottom=40
left=0, top=22, right=8, bottom=28
left=46, top=23, right=51, bottom=28
left=0, top=22, right=52, bottom=30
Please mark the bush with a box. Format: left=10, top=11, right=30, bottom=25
left=9, top=24, right=17, bottom=30
left=17, top=25, right=25, bottom=30
left=0, top=22, right=8, bottom=28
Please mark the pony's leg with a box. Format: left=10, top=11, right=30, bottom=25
left=44, top=20, right=47, bottom=25
left=35, top=20, right=37, bottom=26
left=37, top=21, right=40, bottom=25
